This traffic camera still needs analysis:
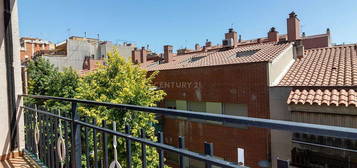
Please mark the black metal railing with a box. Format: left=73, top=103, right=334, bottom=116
left=21, top=94, right=357, bottom=168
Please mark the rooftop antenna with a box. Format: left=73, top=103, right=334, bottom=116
left=97, top=34, right=100, bottom=46
left=66, top=28, right=71, bottom=38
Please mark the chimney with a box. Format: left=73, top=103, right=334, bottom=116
left=140, top=47, right=147, bottom=63
left=225, top=28, right=238, bottom=46
left=238, top=35, right=242, bottom=43
left=131, top=48, right=141, bottom=64
left=268, top=27, right=279, bottom=42
left=83, top=56, right=90, bottom=70
left=287, top=11, right=301, bottom=41
left=163, top=45, right=173, bottom=63
left=294, top=40, right=304, bottom=59
left=195, top=43, right=201, bottom=51
left=205, top=40, right=212, bottom=48
left=326, top=28, right=332, bottom=47
left=257, top=38, right=262, bottom=43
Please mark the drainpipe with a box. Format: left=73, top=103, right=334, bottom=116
left=4, top=0, right=18, bottom=150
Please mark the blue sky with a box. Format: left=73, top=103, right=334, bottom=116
left=19, top=0, right=357, bottom=53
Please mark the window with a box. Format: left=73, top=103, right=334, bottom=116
left=188, top=101, right=206, bottom=112
left=223, top=103, right=248, bottom=116
left=206, top=102, right=223, bottom=124
left=176, top=100, right=187, bottom=110
left=188, top=101, right=206, bottom=122
left=223, top=103, right=248, bottom=128
left=190, top=56, right=205, bottom=62
left=230, top=49, right=259, bottom=58
left=180, top=56, right=206, bottom=64
left=206, top=102, right=222, bottom=114
left=176, top=100, right=187, bottom=120
left=165, top=100, right=176, bottom=109
left=147, top=61, right=159, bottom=67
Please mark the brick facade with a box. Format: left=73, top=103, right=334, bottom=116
left=153, top=62, right=271, bottom=167
left=302, top=35, right=330, bottom=49
left=20, top=38, right=51, bottom=62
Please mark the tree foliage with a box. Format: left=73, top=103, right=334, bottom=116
left=27, top=57, right=79, bottom=110
left=26, top=52, right=166, bottom=167
left=27, top=57, right=58, bottom=98
left=76, top=50, right=166, bottom=167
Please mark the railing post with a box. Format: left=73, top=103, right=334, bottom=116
left=102, top=120, right=109, bottom=168
left=158, top=132, right=164, bottom=168
left=178, top=136, right=185, bottom=168
left=93, top=118, right=98, bottom=168
left=125, top=125, right=132, bottom=168
left=140, top=129, right=147, bottom=168
left=71, top=102, right=81, bottom=168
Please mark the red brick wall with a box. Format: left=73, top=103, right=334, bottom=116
left=302, top=35, right=330, bottom=49
left=20, top=43, right=33, bottom=61
left=152, top=62, right=271, bottom=168
left=20, top=43, right=49, bottom=62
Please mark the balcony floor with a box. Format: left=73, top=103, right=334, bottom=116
left=0, top=155, right=38, bottom=168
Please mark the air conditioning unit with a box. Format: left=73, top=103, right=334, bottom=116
left=222, top=38, right=234, bottom=48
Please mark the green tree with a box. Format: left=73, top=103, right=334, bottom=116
left=27, top=57, right=58, bottom=100
left=27, top=57, right=79, bottom=110
left=76, top=50, right=166, bottom=167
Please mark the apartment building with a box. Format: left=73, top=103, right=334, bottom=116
left=19, top=37, right=54, bottom=62
left=0, top=0, right=24, bottom=160
left=42, top=36, right=136, bottom=72
left=132, top=12, right=338, bottom=167
left=277, top=44, right=357, bottom=167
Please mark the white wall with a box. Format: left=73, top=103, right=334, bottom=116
left=0, top=0, right=24, bottom=156
left=46, top=40, right=136, bottom=71
left=268, top=45, right=295, bottom=86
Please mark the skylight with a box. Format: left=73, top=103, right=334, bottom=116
left=147, top=61, right=160, bottom=67
left=233, top=49, right=260, bottom=58
left=180, top=56, right=206, bottom=64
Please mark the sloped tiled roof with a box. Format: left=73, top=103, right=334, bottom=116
left=287, top=89, right=357, bottom=107
left=279, top=44, right=357, bottom=86
left=280, top=44, right=357, bottom=107
left=141, top=42, right=292, bottom=71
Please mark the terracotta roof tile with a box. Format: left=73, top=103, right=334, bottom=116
left=288, top=89, right=357, bottom=107
left=280, top=44, right=357, bottom=107
left=141, top=42, right=292, bottom=71
left=279, top=44, right=357, bottom=87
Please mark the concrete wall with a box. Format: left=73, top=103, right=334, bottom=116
left=45, top=39, right=97, bottom=71
left=46, top=40, right=135, bottom=71
left=116, top=44, right=135, bottom=60
left=43, top=55, right=69, bottom=71
left=269, top=87, right=292, bottom=167
left=0, top=0, right=24, bottom=157
left=100, top=42, right=135, bottom=60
